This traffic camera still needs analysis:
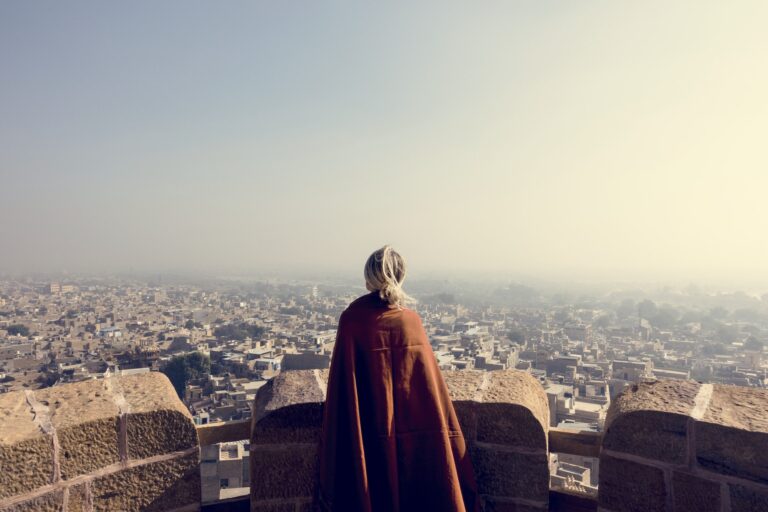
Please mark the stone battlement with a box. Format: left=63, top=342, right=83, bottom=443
left=0, top=373, right=200, bottom=512
left=1, top=370, right=767, bottom=512
left=599, top=380, right=768, bottom=512
left=251, top=369, right=551, bottom=511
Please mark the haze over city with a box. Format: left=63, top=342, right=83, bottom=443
left=2, top=2, right=767, bottom=287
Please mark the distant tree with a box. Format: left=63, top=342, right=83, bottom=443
left=637, top=300, right=657, bottom=320
left=651, top=306, right=679, bottom=329
left=84, top=323, right=97, bottom=333
left=161, top=352, right=211, bottom=399
left=709, top=307, right=728, bottom=320
left=702, top=342, right=728, bottom=356
left=593, top=313, right=614, bottom=329
left=507, top=329, right=525, bottom=344
left=6, top=324, right=29, bottom=337
left=616, top=299, right=636, bottom=319
left=732, top=308, right=763, bottom=323
left=716, top=323, right=740, bottom=343
left=214, top=322, right=265, bottom=341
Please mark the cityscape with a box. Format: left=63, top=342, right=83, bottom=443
left=3, top=1, right=768, bottom=510
left=1, top=274, right=765, bottom=504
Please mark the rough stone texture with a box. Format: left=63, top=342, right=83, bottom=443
left=250, top=503, right=298, bottom=512
left=452, top=400, right=478, bottom=445
left=671, top=471, right=720, bottom=512
left=252, top=403, right=323, bottom=445
left=481, top=499, right=546, bottom=512
left=605, top=379, right=700, bottom=422
left=90, top=452, right=200, bottom=512
left=443, top=369, right=488, bottom=402
left=470, top=445, right=549, bottom=502
left=67, top=483, right=91, bottom=512
left=598, top=454, right=667, bottom=512
left=480, top=371, right=549, bottom=442
left=0, top=390, right=54, bottom=500
left=603, top=379, right=700, bottom=464
left=0, top=490, right=64, bottom=512
left=250, top=444, right=318, bottom=501
left=254, top=371, right=326, bottom=423
left=296, top=500, right=313, bottom=512
left=697, top=384, right=768, bottom=483
left=0, top=374, right=201, bottom=511
left=119, top=373, right=198, bottom=459
left=252, top=369, right=551, bottom=511
left=729, top=483, right=768, bottom=512
left=36, top=380, right=120, bottom=480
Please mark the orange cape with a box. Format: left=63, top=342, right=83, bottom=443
left=317, top=292, right=479, bottom=511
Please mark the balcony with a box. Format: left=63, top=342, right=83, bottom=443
left=1, top=370, right=766, bottom=511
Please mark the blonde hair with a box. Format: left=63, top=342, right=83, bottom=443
left=364, top=245, right=414, bottom=307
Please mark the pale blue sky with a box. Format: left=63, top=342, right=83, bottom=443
left=2, top=2, right=767, bottom=284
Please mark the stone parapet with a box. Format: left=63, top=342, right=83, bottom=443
left=249, top=368, right=550, bottom=512
left=598, top=379, right=768, bottom=512
left=0, top=373, right=200, bottom=512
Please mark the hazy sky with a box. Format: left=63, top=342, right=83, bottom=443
left=2, top=2, right=767, bottom=284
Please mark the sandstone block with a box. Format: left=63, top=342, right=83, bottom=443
left=728, top=483, right=768, bottom=512
left=36, top=380, right=120, bottom=480
left=119, top=373, right=198, bottom=459
left=0, top=489, right=64, bottom=512
left=452, top=400, right=478, bottom=445
left=474, top=371, right=548, bottom=450
left=90, top=452, right=200, bottom=512
left=250, top=444, right=318, bottom=501
left=470, top=444, right=549, bottom=502
left=697, top=385, right=768, bottom=483
left=598, top=453, right=666, bottom=512
left=603, top=379, right=700, bottom=464
left=66, top=483, right=91, bottom=512
left=250, top=503, right=298, bottom=512
left=252, top=404, right=322, bottom=445
left=443, top=370, right=488, bottom=402
left=671, top=471, right=720, bottom=512
left=0, top=391, right=54, bottom=500
left=481, top=498, right=546, bottom=512
left=253, top=371, right=326, bottom=445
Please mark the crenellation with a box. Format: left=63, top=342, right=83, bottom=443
left=0, top=373, right=200, bottom=512
left=250, top=368, right=551, bottom=512
left=600, top=379, right=768, bottom=512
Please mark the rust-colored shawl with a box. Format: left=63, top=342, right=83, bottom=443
left=317, top=292, right=479, bottom=512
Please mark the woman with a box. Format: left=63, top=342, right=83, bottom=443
left=316, top=246, right=479, bottom=512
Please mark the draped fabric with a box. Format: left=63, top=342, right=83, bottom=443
left=317, top=292, right=479, bottom=512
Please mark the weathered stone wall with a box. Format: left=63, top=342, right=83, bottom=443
left=0, top=373, right=200, bottom=512
left=249, top=368, right=550, bottom=512
left=598, top=379, right=768, bottom=512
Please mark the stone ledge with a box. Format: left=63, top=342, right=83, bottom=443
left=250, top=368, right=550, bottom=512
left=0, top=372, right=201, bottom=511
left=599, top=379, right=768, bottom=512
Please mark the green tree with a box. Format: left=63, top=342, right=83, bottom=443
left=214, top=322, right=265, bottom=341
left=7, top=324, right=29, bottom=336
left=161, top=352, right=211, bottom=399
left=507, top=329, right=525, bottom=344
